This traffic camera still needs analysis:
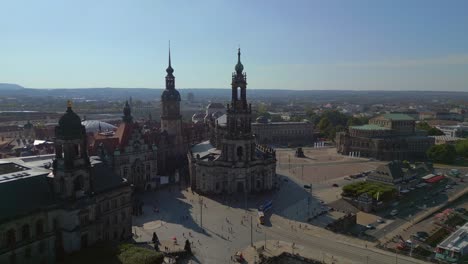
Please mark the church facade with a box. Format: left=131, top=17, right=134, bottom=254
left=188, top=50, right=277, bottom=194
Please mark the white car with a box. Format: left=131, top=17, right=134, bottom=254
left=390, top=209, right=398, bottom=216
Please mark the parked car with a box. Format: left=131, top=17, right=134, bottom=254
left=366, top=224, right=375, bottom=229
left=377, top=218, right=385, bottom=224
left=390, top=209, right=398, bottom=216
left=332, top=183, right=339, bottom=187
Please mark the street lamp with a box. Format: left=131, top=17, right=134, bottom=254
left=303, top=184, right=312, bottom=218
left=199, top=196, right=204, bottom=230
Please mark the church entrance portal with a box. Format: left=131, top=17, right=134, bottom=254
left=237, top=182, right=244, bottom=193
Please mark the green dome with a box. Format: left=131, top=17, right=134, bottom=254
left=235, top=48, right=244, bottom=74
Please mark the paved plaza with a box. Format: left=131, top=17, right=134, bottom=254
left=132, top=147, right=429, bottom=263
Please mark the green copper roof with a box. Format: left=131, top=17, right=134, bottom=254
left=381, top=113, right=414, bottom=121
left=350, top=124, right=390, bottom=130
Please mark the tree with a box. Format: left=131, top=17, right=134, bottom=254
left=184, top=239, right=192, bottom=254
left=416, top=122, right=444, bottom=136
left=455, top=139, right=468, bottom=157
left=152, top=232, right=159, bottom=243
left=427, top=127, right=445, bottom=136
left=154, top=242, right=159, bottom=251
left=427, top=144, right=457, bottom=164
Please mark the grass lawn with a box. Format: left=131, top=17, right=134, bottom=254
left=62, top=243, right=164, bottom=264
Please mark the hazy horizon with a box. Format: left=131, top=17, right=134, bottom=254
left=2, top=0, right=468, bottom=91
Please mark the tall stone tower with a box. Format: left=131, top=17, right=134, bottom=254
left=221, top=48, right=255, bottom=164
left=160, top=46, right=184, bottom=157
left=53, top=101, right=91, bottom=199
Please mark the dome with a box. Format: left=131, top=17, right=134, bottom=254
left=56, top=102, right=85, bottom=139
left=59, top=107, right=81, bottom=128
left=23, top=121, right=33, bottom=129
left=256, top=116, right=269, bottom=124
left=192, top=112, right=205, bottom=119
left=81, top=120, right=117, bottom=133
left=161, top=89, right=181, bottom=101
left=235, top=61, right=244, bottom=74
left=207, top=103, right=225, bottom=109
left=166, top=65, right=174, bottom=75
left=235, top=48, right=244, bottom=74
left=211, top=111, right=224, bottom=119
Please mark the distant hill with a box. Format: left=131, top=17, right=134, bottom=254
left=0, top=83, right=25, bottom=90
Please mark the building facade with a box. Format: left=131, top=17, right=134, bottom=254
left=188, top=50, right=277, bottom=194
left=252, top=117, right=314, bottom=146
left=0, top=103, right=132, bottom=264
left=336, top=113, right=435, bottom=161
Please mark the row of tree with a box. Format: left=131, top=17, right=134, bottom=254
left=427, top=139, right=468, bottom=164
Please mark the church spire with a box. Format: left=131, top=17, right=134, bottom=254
left=166, top=41, right=174, bottom=77
left=235, top=48, right=244, bottom=74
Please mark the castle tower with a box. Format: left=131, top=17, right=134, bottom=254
left=53, top=101, right=91, bottom=199
left=160, top=44, right=184, bottom=161
left=222, top=49, right=255, bottom=163
left=122, top=100, right=133, bottom=123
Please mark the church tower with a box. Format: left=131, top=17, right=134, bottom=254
left=160, top=45, right=184, bottom=156
left=122, top=100, right=133, bottom=123
left=222, top=49, right=255, bottom=163
left=53, top=101, right=91, bottom=199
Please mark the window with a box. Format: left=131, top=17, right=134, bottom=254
left=7, top=229, right=16, bottom=247
left=59, top=178, right=65, bottom=194
left=237, top=146, right=243, bottom=160
left=113, top=215, right=118, bottom=224
left=120, top=197, right=124, bottom=206
left=36, top=219, right=44, bottom=236
left=73, top=175, right=84, bottom=191
left=121, top=211, right=126, bottom=222
left=105, top=201, right=110, bottom=211
left=9, top=253, right=16, bottom=264
left=95, top=204, right=101, bottom=216
left=25, top=247, right=31, bottom=258
left=112, top=199, right=117, bottom=209
left=21, top=224, right=30, bottom=240
left=38, top=241, right=45, bottom=253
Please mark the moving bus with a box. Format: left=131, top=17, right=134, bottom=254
left=258, top=211, right=265, bottom=225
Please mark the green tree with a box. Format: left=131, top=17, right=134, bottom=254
left=427, top=127, right=445, bottom=136
left=427, top=144, right=457, bottom=164
left=184, top=239, right=192, bottom=254
left=455, top=139, right=468, bottom=157
left=416, top=122, right=444, bottom=135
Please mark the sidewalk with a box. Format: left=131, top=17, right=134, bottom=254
left=239, top=240, right=346, bottom=264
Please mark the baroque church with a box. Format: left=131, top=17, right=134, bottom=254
left=188, top=49, right=277, bottom=193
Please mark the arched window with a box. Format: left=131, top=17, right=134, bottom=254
left=7, top=229, right=16, bottom=247
left=36, top=219, right=44, bottom=236
left=73, top=176, right=83, bottom=191
left=59, top=177, right=65, bottom=193
left=237, top=146, right=243, bottom=160
left=21, top=224, right=30, bottom=240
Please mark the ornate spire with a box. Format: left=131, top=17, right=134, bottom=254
left=166, top=41, right=174, bottom=76
left=67, top=100, right=73, bottom=112
left=235, top=48, right=244, bottom=74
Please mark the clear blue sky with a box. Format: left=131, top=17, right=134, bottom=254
left=2, top=0, right=468, bottom=91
